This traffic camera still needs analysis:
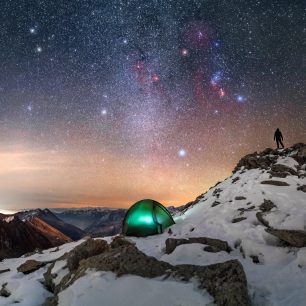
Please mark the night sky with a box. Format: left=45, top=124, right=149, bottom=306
left=0, top=0, right=305, bottom=212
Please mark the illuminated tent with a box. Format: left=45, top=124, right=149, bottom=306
left=122, top=199, right=175, bottom=237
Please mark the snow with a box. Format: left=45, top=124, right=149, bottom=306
left=51, top=260, right=68, bottom=286
left=0, top=148, right=305, bottom=306
left=58, top=271, right=214, bottom=306
left=0, top=240, right=85, bottom=306
left=275, top=156, right=299, bottom=170
left=3, top=216, right=14, bottom=223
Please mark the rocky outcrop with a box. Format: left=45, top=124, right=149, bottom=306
left=178, top=193, right=206, bottom=214
left=232, top=217, right=247, bottom=223
left=0, top=269, right=10, bottom=274
left=297, top=185, right=306, bottom=192
left=265, top=229, right=306, bottom=247
left=259, top=199, right=276, bottom=212
left=260, top=180, right=289, bottom=186
left=165, top=237, right=231, bottom=254
left=233, top=143, right=306, bottom=173
left=0, top=283, right=10, bottom=297
left=235, top=196, right=246, bottom=200
left=269, top=163, right=297, bottom=177
left=17, top=259, right=49, bottom=274
left=43, top=237, right=249, bottom=306
left=44, top=238, right=108, bottom=293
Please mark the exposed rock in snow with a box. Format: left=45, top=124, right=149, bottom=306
left=259, top=199, right=276, bottom=212
left=297, top=185, right=306, bottom=192
left=43, top=237, right=249, bottom=306
left=265, top=229, right=306, bottom=248
left=17, top=260, right=49, bottom=274
left=165, top=237, right=231, bottom=254
left=260, top=180, right=290, bottom=186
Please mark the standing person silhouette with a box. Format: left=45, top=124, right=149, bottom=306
left=274, top=128, right=284, bottom=149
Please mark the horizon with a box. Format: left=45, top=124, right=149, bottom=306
left=0, top=1, right=305, bottom=212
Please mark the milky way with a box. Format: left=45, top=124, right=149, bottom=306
left=0, top=0, right=305, bottom=210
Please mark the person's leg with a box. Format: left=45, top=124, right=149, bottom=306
left=276, top=139, right=280, bottom=149
left=280, top=140, right=284, bottom=148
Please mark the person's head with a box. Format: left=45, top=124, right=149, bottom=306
left=276, top=128, right=280, bottom=131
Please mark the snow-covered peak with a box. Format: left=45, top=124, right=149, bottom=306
left=3, top=216, right=15, bottom=223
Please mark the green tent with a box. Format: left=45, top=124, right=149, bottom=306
left=122, top=199, right=175, bottom=237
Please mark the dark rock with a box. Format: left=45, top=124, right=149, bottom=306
left=237, top=206, right=255, bottom=215
left=203, top=245, right=223, bottom=253
left=66, top=238, right=109, bottom=271
left=43, top=296, right=58, bottom=306
left=0, top=283, right=10, bottom=297
left=271, top=164, right=297, bottom=175
left=297, top=185, right=306, bottom=192
left=235, top=196, right=246, bottom=200
left=212, top=188, right=223, bottom=197
left=260, top=180, right=289, bottom=186
left=232, top=177, right=240, bottom=183
left=259, top=199, right=276, bottom=212
left=44, top=238, right=109, bottom=293
left=165, top=237, right=231, bottom=254
left=0, top=268, right=10, bottom=274
left=178, top=194, right=206, bottom=213
left=211, top=201, right=221, bottom=207
left=256, top=212, right=270, bottom=227
left=268, top=171, right=289, bottom=178
left=47, top=243, right=249, bottom=306
left=17, top=260, right=47, bottom=274
left=265, top=228, right=306, bottom=247
left=110, top=236, right=134, bottom=249
left=250, top=255, right=260, bottom=264
left=232, top=217, right=247, bottom=223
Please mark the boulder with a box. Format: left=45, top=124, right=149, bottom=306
left=17, top=259, right=47, bottom=274
left=44, top=238, right=109, bottom=293
left=271, top=164, right=297, bottom=176
left=165, top=237, right=231, bottom=254
left=265, top=228, right=306, bottom=247
left=232, top=217, right=247, bottom=223
left=66, top=238, right=109, bottom=271
left=0, top=283, right=10, bottom=297
left=235, top=196, right=246, bottom=200
left=0, top=268, right=10, bottom=274
left=260, top=180, right=289, bottom=186
left=232, top=177, right=240, bottom=183
left=259, top=199, right=276, bottom=212
left=44, top=242, right=249, bottom=306
left=297, top=185, right=306, bottom=193
left=211, top=201, right=221, bottom=207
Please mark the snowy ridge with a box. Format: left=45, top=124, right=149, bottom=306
left=0, top=144, right=305, bottom=306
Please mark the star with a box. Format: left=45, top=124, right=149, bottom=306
left=178, top=149, right=187, bottom=157
left=236, top=95, right=246, bottom=102
left=36, top=46, right=42, bottom=53
left=180, top=48, right=189, bottom=56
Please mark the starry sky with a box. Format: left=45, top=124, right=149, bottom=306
left=0, top=0, right=305, bottom=212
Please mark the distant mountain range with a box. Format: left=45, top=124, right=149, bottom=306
left=0, top=204, right=179, bottom=259
left=0, top=213, right=69, bottom=259
left=52, top=208, right=127, bottom=237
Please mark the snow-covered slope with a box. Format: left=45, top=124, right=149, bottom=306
left=0, top=144, right=305, bottom=306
